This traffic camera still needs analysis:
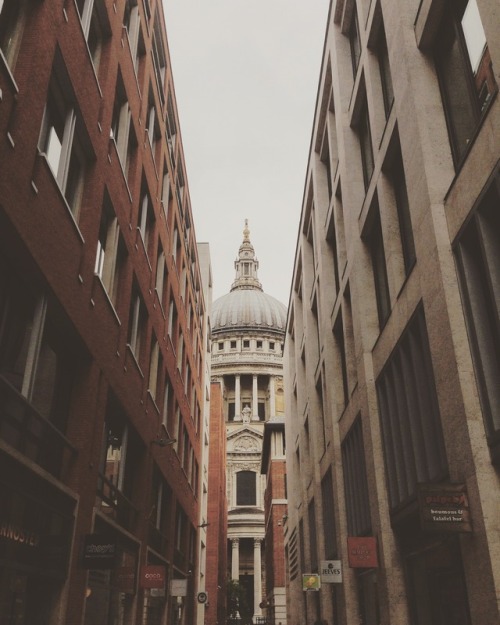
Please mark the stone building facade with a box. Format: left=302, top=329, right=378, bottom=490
left=211, top=222, right=287, bottom=623
left=284, top=1, right=500, bottom=625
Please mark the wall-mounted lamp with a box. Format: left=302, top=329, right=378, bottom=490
left=151, top=437, right=177, bottom=447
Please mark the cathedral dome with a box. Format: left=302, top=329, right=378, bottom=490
left=211, top=220, right=287, bottom=336
left=212, top=289, right=287, bottom=334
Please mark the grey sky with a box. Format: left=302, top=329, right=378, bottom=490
left=163, top=1, right=330, bottom=306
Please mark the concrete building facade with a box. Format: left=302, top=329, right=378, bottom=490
left=0, top=1, right=208, bottom=624
left=211, top=222, right=287, bottom=624
left=284, top=1, right=500, bottom=625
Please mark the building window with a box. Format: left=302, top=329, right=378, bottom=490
left=127, top=285, right=147, bottom=364
left=230, top=340, right=237, bottom=350
left=377, top=25, right=394, bottom=118
left=243, top=339, right=250, bottom=349
left=0, top=0, right=28, bottom=70
left=236, top=471, right=256, bottom=506
left=95, top=192, right=125, bottom=308
left=342, top=416, right=371, bottom=536
left=434, top=0, right=497, bottom=166
left=218, top=341, right=224, bottom=351
left=321, top=468, right=337, bottom=559
left=333, top=312, right=349, bottom=412
left=258, top=401, right=266, bottom=421
left=110, top=74, right=130, bottom=167
left=376, top=306, right=448, bottom=511
left=308, top=499, right=318, bottom=572
left=155, top=244, right=166, bottom=308
left=256, top=340, right=263, bottom=349
left=39, top=57, right=89, bottom=221
left=389, top=144, right=416, bottom=275
left=75, top=0, right=109, bottom=73
left=146, top=86, right=160, bottom=163
left=0, top=269, right=74, bottom=434
left=152, top=10, right=166, bottom=103
left=228, top=401, right=235, bottom=421
left=148, top=336, right=162, bottom=401
left=364, top=197, right=391, bottom=329
left=454, top=176, right=500, bottom=462
left=138, top=182, right=155, bottom=260
left=166, top=94, right=177, bottom=166
left=358, top=98, right=374, bottom=191
left=123, top=0, right=139, bottom=58
left=269, top=341, right=275, bottom=351
left=349, top=7, right=361, bottom=78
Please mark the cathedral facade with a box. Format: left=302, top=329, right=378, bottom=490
left=210, top=223, right=287, bottom=623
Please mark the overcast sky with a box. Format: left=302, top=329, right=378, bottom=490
left=162, top=1, right=330, bottom=307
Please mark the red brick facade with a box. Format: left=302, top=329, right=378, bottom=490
left=0, top=1, right=206, bottom=623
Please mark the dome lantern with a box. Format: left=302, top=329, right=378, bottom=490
left=231, top=219, right=262, bottom=292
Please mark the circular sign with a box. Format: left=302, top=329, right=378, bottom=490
left=197, top=591, right=208, bottom=604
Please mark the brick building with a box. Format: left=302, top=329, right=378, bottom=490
left=0, top=1, right=208, bottom=624
left=284, top=1, right=500, bottom=625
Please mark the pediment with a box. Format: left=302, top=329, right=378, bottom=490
left=227, top=427, right=263, bottom=454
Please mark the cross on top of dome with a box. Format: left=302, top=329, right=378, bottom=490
left=231, top=220, right=263, bottom=292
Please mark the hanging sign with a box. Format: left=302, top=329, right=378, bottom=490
left=320, top=560, right=343, bottom=583
left=82, top=534, right=116, bottom=569
left=347, top=537, right=378, bottom=568
left=302, top=573, right=321, bottom=591
left=418, top=483, right=472, bottom=533
left=140, top=565, right=166, bottom=589
left=170, top=578, right=188, bottom=596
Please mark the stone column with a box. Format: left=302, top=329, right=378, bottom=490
left=252, top=374, right=259, bottom=420
left=235, top=374, right=241, bottom=418
left=231, top=538, right=240, bottom=581
left=269, top=375, right=276, bottom=418
left=253, top=538, right=263, bottom=620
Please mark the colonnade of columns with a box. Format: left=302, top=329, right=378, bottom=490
left=231, top=537, right=263, bottom=620
left=233, top=374, right=278, bottom=421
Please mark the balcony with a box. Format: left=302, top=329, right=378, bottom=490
left=96, top=473, right=139, bottom=533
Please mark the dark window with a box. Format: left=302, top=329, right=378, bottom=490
left=333, top=312, right=349, bottom=411
left=342, top=416, right=371, bottom=535
left=0, top=0, right=28, bottom=69
left=228, top=402, right=235, bottom=421
left=365, top=198, right=391, bottom=328
left=434, top=0, right=497, bottom=166
left=236, top=471, right=256, bottom=506
left=321, top=468, right=337, bottom=559
left=377, top=25, right=394, bottom=118
left=230, top=340, right=237, bottom=350
left=358, top=99, right=374, bottom=191
left=454, top=177, right=500, bottom=462
left=349, top=8, right=361, bottom=78
left=258, top=401, right=266, bottom=421
left=308, top=499, right=318, bottom=572
left=243, top=339, right=250, bottom=349
left=390, top=147, right=416, bottom=275
left=376, top=306, right=448, bottom=510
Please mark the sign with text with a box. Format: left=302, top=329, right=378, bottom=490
left=170, top=578, right=188, bottom=596
left=320, top=560, right=343, bottom=583
left=418, top=483, right=472, bottom=533
left=82, top=535, right=116, bottom=569
left=140, top=565, right=166, bottom=589
left=302, top=573, right=321, bottom=591
left=347, top=537, right=378, bottom=568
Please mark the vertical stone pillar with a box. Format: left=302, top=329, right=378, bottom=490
left=269, top=375, right=276, bottom=418
left=252, top=374, right=259, bottom=420
left=231, top=538, right=240, bottom=581
left=253, top=538, right=263, bottom=620
left=235, top=374, right=241, bottom=418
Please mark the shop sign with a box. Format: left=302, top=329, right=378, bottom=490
left=320, top=560, right=342, bottom=583
left=170, top=578, right=188, bottom=596
left=347, top=537, right=378, bottom=568
left=83, top=534, right=117, bottom=568
left=418, top=483, right=472, bottom=533
left=0, top=520, right=40, bottom=548
left=302, top=574, right=321, bottom=591
left=140, top=565, right=166, bottom=589
left=117, top=566, right=136, bottom=594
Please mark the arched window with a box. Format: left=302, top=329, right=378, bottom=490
left=236, top=471, right=256, bottom=505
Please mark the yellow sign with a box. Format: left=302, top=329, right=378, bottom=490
left=302, top=573, right=321, bottom=591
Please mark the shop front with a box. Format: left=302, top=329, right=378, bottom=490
left=0, top=454, right=75, bottom=625
left=83, top=516, right=139, bottom=625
